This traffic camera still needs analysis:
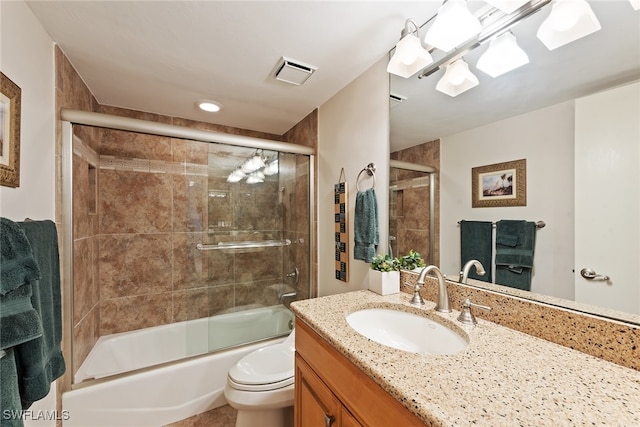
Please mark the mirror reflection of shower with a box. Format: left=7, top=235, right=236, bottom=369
left=389, top=159, right=436, bottom=265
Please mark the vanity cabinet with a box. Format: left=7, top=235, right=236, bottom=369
left=294, top=320, right=424, bottom=427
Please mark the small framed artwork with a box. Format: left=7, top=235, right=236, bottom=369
left=472, top=159, right=526, bottom=208
left=1, top=72, right=21, bottom=188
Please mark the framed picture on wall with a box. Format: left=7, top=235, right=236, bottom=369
left=1, top=72, right=21, bottom=188
left=472, top=159, right=526, bottom=208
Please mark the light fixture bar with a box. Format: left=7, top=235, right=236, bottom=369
left=418, top=0, right=552, bottom=79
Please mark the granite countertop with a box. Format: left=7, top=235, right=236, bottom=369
left=290, top=290, right=640, bottom=427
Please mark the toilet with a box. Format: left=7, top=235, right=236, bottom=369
left=224, top=330, right=296, bottom=427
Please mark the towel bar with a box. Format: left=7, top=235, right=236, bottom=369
left=458, top=220, right=545, bottom=229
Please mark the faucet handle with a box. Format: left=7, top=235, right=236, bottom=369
left=457, top=298, right=492, bottom=326
left=408, top=282, right=425, bottom=306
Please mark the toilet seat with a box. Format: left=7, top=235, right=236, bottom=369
left=228, top=338, right=295, bottom=391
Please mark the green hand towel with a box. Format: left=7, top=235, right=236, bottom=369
left=495, top=220, right=537, bottom=290
left=0, top=218, right=41, bottom=294
left=1, top=348, right=24, bottom=427
left=460, top=221, right=492, bottom=282
left=354, top=188, right=379, bottom=263
left=16, top=220, right=66, bottom=408
left=0, top=217, right=43, bottom=350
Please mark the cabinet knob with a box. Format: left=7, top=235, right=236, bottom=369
left=324, top=414, right=335, bottom=427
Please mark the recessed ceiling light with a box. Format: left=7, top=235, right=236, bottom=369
left=197, top=100, right=222, bottom=112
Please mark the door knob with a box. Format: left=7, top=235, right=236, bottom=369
left=580, top=268, right=610, bottom=281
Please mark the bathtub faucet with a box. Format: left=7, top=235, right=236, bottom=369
left=279, top=291, right=297, bottom=304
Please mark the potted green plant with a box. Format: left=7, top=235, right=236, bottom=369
left=397, top=250, right=426, bottom=272
left=369, top=254, right=400, bottom=295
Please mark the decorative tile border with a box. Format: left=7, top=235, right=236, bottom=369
left=99, top=155, right=208, bottom=176
left=72, top=135, right=99, bottom=166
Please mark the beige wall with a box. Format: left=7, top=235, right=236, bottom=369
left=0, top=1, right=55, bottom=220
left=317, top=58, right=390, bottom=296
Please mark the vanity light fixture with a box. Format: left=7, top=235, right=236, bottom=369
left=476, top=31, right=529, bottom=77
left=387, top=18, right=433, bottom=78
left=435, top=59, right=479, bottom=97
left=536, top=0, right=601, bottom=50
left=197, top=100, right=222, bottom=113
left=483, top=0, right=530, bottom=14
left=424, top=0, right=482, bottom=52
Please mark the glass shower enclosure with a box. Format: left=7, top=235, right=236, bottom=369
left=61, top=111, right=313, bottom=385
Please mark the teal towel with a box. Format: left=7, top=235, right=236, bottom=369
left=354, top=188, right=379, bottom=263
left=1, top=348, right=24, bottom=427
left=495, top=220, right=537, bottom=290
left=16, top=220, right=66, bottom=408
left=495, top=266, right=532, bottom=291
left=495, top=220, right=536, bottom=268
left=0, top=218, right=43, bottom=350
left=1, top=218, right=41, bottom=294
left=460, top=221, right=492, bottom=282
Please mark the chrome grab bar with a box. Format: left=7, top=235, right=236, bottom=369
left=196, top=239, right=291, bottom=251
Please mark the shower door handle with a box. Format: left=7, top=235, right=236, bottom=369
left=580, top=268, right=610, bottom=281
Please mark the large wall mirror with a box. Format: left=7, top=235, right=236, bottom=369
left=389, top=1, right=640, bottom=324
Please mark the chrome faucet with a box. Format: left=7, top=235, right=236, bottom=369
left=459, top=259, right=486, bottom=284
left=412, top=265, right=451, bottom=313
left=279, top=291, right=297, bottom=304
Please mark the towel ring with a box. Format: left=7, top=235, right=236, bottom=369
left=356, top=163, right=376, bottom=191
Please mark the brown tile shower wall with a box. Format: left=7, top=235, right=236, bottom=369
left=390, top=139, right=440, bottom=265
left=96, top=131, right=210, bottom=335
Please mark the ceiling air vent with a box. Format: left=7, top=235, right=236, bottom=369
left=275, top=57, right=317, bottom=86
left=390, top=93, right=407, bottom=108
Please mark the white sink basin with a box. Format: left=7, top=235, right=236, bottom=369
left=346, top=308, right=468, bottom=355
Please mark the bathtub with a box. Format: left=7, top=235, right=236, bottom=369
left=63, top=305, right=294, bottom=427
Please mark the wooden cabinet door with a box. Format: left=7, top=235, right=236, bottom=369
left=295, top=354, right=341, bottom=427
left=341, top=407, right=363, bottom=427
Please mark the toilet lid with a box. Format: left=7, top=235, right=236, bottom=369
left=229, top=341, right=295, bottom=386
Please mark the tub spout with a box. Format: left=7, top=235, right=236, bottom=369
left=279, top=291, right=297, bottom=304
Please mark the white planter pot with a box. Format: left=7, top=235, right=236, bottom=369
left=368, top=270, right=400, bottom=295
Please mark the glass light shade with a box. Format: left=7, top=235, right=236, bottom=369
left=435, top=59, right=479, bottom=97
left=387, top=33, right=433, bottom=78
left=246, top=171, right=265, bottom=184
left=477, top=32, right=529, bottom=77
left=263, top=159, right=279, bottom=176
left=536, top=0, right=601, bottom=50
left=241, top=153, right=265, bottom=173
left=227, top=169, right=245, bottom=183
left=424, top=0, right=482, bottom=52
left=483, top=0, right=529, bottom=14
left=630, top=0, right=640, bottom=10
